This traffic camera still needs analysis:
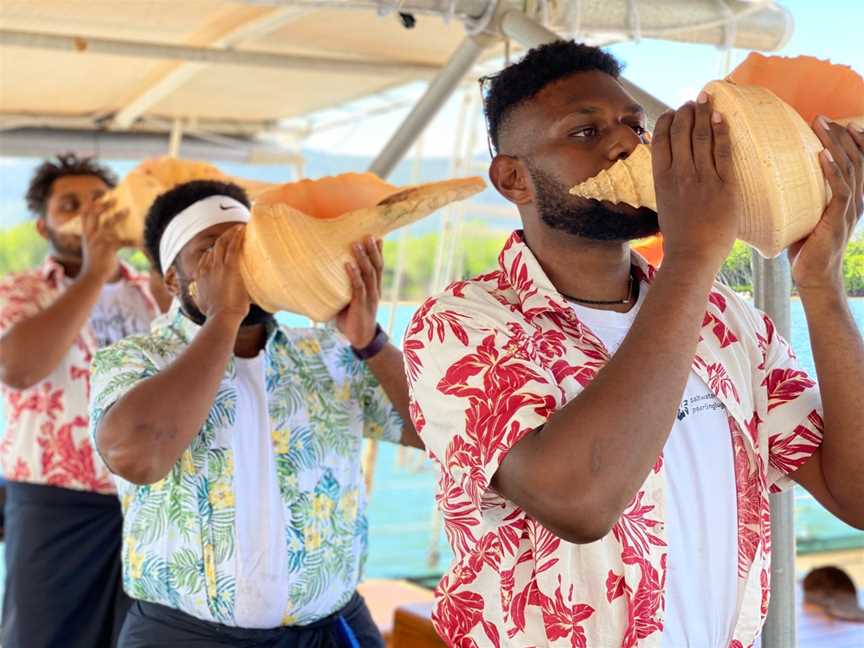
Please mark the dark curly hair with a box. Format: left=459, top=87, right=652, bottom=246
left=25, top=153, right=117, bottom=217
left=145, top=179, right=250, bottom=275
left=482, top=40, right=623, bottom=153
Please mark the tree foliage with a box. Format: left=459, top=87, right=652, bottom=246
left=0, top=221, right=150, bottom=276
left=2, top=222, right=863, bottom=297
left=0, top=221, right=47, bottom=275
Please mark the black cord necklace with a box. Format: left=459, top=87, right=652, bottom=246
left=562, top=270, right=636, bottom=306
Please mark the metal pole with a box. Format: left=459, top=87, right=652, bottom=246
left=367, top=35, right=493, bottom=178
left=168, top=118, right=184, bottom=158
left=0, top=29, right=442, bottom=78
left=498, top=9, right=559, bottom=49
left=239, top=1, right=792, bottom=51
left=752, top=251, right=796, bottom=648
left=237, top=0, right=494, bottom=21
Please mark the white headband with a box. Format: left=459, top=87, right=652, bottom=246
left=159, top=195, right=251, bottom=271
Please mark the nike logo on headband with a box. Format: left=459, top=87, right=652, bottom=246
left=219, top=203, right=236, bottom=211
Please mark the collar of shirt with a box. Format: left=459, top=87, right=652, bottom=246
left=498, top=230, right=657, bottom=325
left=165, top=309, right=287, bottom=376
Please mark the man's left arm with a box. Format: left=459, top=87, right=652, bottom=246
left=788, top=119, right=864, bottom=529
left=365, top=343, right=423, bottom=449
left=336, top=236, right=422, bottom=450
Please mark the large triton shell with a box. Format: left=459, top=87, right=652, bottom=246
left=707, top=79, right=828, bottom=258
left=59, top=157, right=274, bottom=246
left=571, top=87, right=841, bottom=259
left=239, top=174, right=485, bottom=321
left=631, top=235, right=664, bottom=267
left=570, top=55, right=864, bottom=259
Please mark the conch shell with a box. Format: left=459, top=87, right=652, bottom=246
left=571, top=55, right=864, bottom=259
left=60, top=157, right=273, bottom=246
left=570, top=143, right=656, bottom=211
left=239, top=173, right=485, bottom=321
left=631, top=235, right=663, bottom=267
left=727, top=53, right=864, bottom=124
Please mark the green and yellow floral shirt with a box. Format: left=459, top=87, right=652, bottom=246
left=89, top=310, right=402, bottom=625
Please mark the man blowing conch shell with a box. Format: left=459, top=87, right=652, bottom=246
left=89, top=179, right=423, bottom=647
left=404, top=40, right=864, bottom=648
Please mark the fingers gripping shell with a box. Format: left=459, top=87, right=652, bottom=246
left=569, top=80, right=834, bottom=258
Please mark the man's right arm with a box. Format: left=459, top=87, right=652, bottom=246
left=95, top=311, right=241, bottom=485
left=95, top=225, right=250, bottom=485
left=0, top=203, right=125, bottom=389
left=491, top=257, right=720, bottom=543
left=0, top=271, right=107, bottom=389
left=493, top=97, right=742, bottom=543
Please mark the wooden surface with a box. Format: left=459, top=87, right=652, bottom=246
left=357, top=579, right=435, bottom=646
left=392, top=601, right=445, bottom=648
left=797, top=548, right=864, bottom=591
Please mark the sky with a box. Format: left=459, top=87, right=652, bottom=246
left=298, top=0, right=864, bottom=157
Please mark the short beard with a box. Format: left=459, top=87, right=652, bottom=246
left=44, top=226, right=83, bottom=260
left=528, top=162, right=660, bottom=241
left=175, top=266, right=274, bottom=328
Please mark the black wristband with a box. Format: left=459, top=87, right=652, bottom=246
left=351, top=324, right=389, bottom=361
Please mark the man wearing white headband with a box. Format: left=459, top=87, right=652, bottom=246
left=89, top=179, right=422, bottom=647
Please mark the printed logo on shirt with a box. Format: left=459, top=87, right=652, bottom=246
left=677, top=391, right=725, bottom=422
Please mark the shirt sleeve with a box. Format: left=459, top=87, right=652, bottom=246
left=0, top=275, right=41, bottom=335
left=354, top=360, right=404, bottom=444
left=755, top=310, right=824, bottom=492
left=314, top=327, right=403, bottom=444
left=89, top=338, right=159, bottom=450
left=403, top=297, right=561, bottom=510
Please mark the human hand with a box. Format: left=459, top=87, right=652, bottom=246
left=651, top=92, right=739, bottom=273
left=192, top=225, right=251, bottom=324
left=788, top=118, right=863, bottom=293
left=336, top=236, right=383, bottom=349
left=80, top=199, right=134, bottom=283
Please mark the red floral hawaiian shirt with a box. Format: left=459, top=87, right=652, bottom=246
left=0, top=258, right=157, bottom=494
left=404, top=231, right=823, bottom=648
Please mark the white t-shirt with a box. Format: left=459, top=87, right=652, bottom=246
left=88, top=279, right=154, bottom=348
left=231, top=353, right=291, bottom=628
left=570, top=286, right=739, bottom=647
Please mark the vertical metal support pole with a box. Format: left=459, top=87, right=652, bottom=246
left=168, top=117, right=184, bottom=157
left=752, top=251, right=796, bottom=648
left=368, top=35, right=492, bottom=179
